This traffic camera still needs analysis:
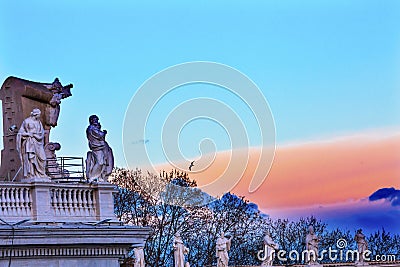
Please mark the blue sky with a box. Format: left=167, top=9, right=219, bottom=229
left=0, top=0, right=399, bottom=167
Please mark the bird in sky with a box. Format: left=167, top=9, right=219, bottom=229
left=132, top=139, right=150, bottom=145
left=189, top=161, right=195, bottom=171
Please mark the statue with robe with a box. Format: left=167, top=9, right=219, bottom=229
left=16, top=108, right=48, bottom=179
left=261, top=231, right=279, bottom=266
left=173, top=232, right=190, bottom=267
left=354, top=229, right=369, bottom=265
left=85, top=115, right=114, bottom=182
left=133, top=247, right=145, bottom=267
left=45, top=78, right=73, bottom=127
left=216, top=232, right=232, bottom=267
left=305, top=226, right=320, bottom=265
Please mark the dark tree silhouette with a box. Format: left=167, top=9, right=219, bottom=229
left=112, top=168, right=400, bottom=266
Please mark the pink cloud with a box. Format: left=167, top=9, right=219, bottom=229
left=159, top=131, right=400, bottom=212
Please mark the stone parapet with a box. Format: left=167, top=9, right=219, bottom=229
left=0, top=181, right=117, bottom=223
left=0, top=223, right=151, bottom=267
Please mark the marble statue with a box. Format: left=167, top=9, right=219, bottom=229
left=85, top=115, right=114, bottom=182
left=216, top=232, right=232, bottom=267
left=16, top=108, right=48, bottom=179
left=133, top=247, right=145, bottom=267
left=45, top=78, right=73, bottom=127
left=354, top=229, right=369, bottom=265
left=44, top=142, right=70, bottom=179
left=173, top=232, right=189, bottom=267
left=261, top=231, right=279, bottom=266
left=0, top=76, right=74, bottom=181
left=44, top=142, right=61, bottom=178
left=305, top=226, right=320, bottom=265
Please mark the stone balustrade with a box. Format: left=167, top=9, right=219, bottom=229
left=0, top=181, right=117, bottom=223
left=50, top=186, right=96, bottom=220
left=0, top=185, right=32, bottom=219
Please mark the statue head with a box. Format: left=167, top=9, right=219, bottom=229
left=31, top=108, right=41, bottom=119
left=357, top=229, right=363, bottom=234
left=89, top=115, right=99, bottom=125
left=220, top=231, right=225, bottom=238
left=308, top=225, right=314, bottom=234
left=175, top=232, right=181, bottom=238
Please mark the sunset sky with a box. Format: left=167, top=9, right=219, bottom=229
left=1, top=0, right=399, bottom=232
left=158, top=130, right=400, bottom=232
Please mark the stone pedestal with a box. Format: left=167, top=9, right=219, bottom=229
left=0, top=181, right=151, bottom=266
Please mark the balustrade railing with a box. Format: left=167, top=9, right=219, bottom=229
left=0, top=185, right=32, bottom=218
left=0, top=182, right=116, bottom=223
left=50, top=187, right=96, bottom=218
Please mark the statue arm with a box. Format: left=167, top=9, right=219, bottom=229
left=306, top=236, right=314, bottom=247
left=33, top=130, right=44, bottom=140
left=226, top=238, right=232, bottom=251
left=216, top=241, right=221, bottom=256
left=19, top=132, right=32, bottom=137
left=16, top=130, right=23, bottom=164
left=308, top=234, right=319, bottom=243
left=92, top=127, right=106, bottom=139
left=33, top=122, right=45, bottom=140
left=355, top=234, right=363, bottom=243
left=18, top=125, right=31, bottom=137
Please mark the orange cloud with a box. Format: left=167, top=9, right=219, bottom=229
left=160, top=131, right=400, bottom=211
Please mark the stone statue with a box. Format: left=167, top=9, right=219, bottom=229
left=305, top=226, right=320, bottom=265
left=44, top=142, right=61, bottom=178
left=45, top=78, right=73, bottom=127
left=354, top=229, right=369, bottom=265
left=85, top=115, right=114, bottom=182
left=133, top=247, right=145, bottom=267
left=173, top=232, right=190, bottom=267
left=16, top=108, right=48, bottom=179
left=216, top=232, right=232, bottom=267
left=0, top=77, right=73, bottom=181
left=261, top=231, right=279, bottom=267
left=44, top=142, right=69, bottom=179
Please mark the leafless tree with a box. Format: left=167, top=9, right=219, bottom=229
left=112, top=168, right=400, bottom=266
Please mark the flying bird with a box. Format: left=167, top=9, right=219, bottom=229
left=189, top=161, right=195, bottom=171
left=132, top=139, right=150, bottom=145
